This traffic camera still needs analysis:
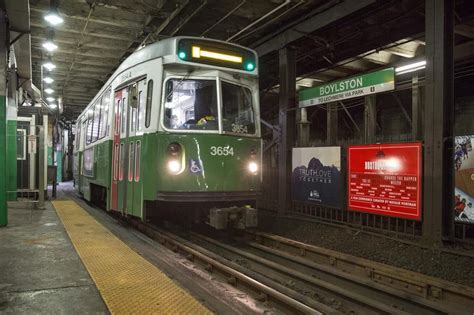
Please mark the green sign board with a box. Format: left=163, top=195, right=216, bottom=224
left=299, top=68, right=395, bottom=107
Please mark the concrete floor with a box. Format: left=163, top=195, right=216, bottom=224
left=0, top=201, right=108, bottom=314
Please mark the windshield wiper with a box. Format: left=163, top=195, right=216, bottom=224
left=166, top=71, right=193, bottom=101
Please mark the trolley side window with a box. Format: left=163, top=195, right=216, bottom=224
left=92, top=97, right=101, bottom=142
left=119, top=142, right=124, bottom=180
left=86, top=106, right=94, bottom=144
left=145, top=80, right=153, bottom=128
left=100, top=90, right=110, bottom=138
left=128, top=141, right=135, bottom=182
left=121, top=97, right=126, bottom=134
left=137, top=90, right=144, bottom=131
left=135, top=141, right=141, bottom=182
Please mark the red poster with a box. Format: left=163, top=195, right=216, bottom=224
left=348, top=142, right=422, bottom=220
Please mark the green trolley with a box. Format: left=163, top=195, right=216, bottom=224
left=73, top=37, right=261, bottom=229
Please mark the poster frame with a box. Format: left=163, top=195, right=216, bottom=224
left=347, top=142, right=422, bottom=221
left=291, top=145, right=343, bottom=209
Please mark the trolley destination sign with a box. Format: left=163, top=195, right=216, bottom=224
left=298, top=68, right=395, bottom=107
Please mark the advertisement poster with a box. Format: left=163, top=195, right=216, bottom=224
left=454, top=135, right=474, bottom=224
left=348, top=143, right=422, bottom=220
left=292, top=147, right=341, bottom=208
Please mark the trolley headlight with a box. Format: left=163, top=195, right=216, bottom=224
left=168, top=160, right=181, bottom=174
left=248, top=161, right=258, bottom=174
left=167, top=142, right=183, bottom=174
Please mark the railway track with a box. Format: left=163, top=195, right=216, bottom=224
left=246, top=231, right=474, bottom=314
left=127, top=218, right=474, bottom=314
left=129, top=220, right=325, bottom=314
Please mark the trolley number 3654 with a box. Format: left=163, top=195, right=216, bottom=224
left=210, top=146, right=234, bottom=156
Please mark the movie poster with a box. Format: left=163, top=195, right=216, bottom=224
left=347, top=143, right=422, bottom=220
left=292, top=147, right=342, bottom=208
left=454, top=135, right=474, bottom=224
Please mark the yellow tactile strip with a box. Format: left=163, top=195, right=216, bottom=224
left=53, top=200, right=211, bottom=315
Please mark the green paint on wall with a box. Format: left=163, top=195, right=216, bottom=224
left=6, top=120, right=17, bottom=201
left=47, top=146, right=53, bottom=165
left=0, top=96, right=7, bottom=226
left=56, top=151, right=62, bottom=183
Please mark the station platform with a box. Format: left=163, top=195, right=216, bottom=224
left=0, top=201, right=107, bottom=313
left=0, top=186, right=240, bottom=314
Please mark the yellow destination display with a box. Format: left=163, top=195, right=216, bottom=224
left=192, top=46, right=243, bottom=63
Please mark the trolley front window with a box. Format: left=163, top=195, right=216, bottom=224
left=164, top=79, right=218, bottom=131
left=222, top=82, right=255, bottom=135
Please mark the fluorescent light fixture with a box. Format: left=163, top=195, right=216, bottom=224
left=46, top=97, right=55, bottom=102
left=395, top=60, right=426, bottom=75
left=49, top=103, right=58, bottom=109
left=44, top=9, right=64, bottom=26
left=43, top=61, right=56, bottom=71
left=192, top=46, right=242, bottom=63
left=42, top=40, right=58, bottom=52
left=44, top=88, right=54, bottom=94
left=43, top=76, right=54, bottom=84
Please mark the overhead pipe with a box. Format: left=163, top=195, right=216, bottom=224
left=200, top=0, right=246, bottom=37
left=139, top=0, right=190, bottom=47
left=62, top=1, right=95, bottom=93
left=226, top=0, right=291, bottom=42
left=170, top=0, right=207, bottom=36
left=235, top=0, right=304, bottom=42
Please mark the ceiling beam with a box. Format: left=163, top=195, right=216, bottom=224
left=455, top=24, right=474, bottom=39
left=68, top=0, right=166, bottom=19
left=33, top=65, right=112, bottom=76
left=31, top=35, right=129, bottom=52
left=30, top=7, right=146, bottom=30
left=31, top=45, right=120, bottom=61
left=31, top=23, right=137, bottom=42
left=454, top=40, right=474, bottom=60
left=31, top=54, right=118, bottom=68
left=253, top=0, right=376, bottom=56
left=362, top=50, right=399, bottom=65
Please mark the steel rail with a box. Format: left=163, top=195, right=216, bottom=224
left=127, top=219, right=326, bottom=314
left=189, top=232, right=436, bottom=315
left=247, top=231, right=474, bottom=314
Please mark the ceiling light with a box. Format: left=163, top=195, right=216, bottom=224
left=46, top=97, right=55, bottom=102
left=43, top=76, right=54, bottom=84
left=49, top=103, right=58, bottom=109
left=44, top=88, right=54, bottom=94
left=43, top=61, right=56, bottom=71
left=395, top=60, right=426, bottom=75
left=42, top=40, right=58, bottom=52
left=44, top=8, right=64, bottom=26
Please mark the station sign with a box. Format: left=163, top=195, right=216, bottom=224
left=347, top=142, right=422, bottom=220
left=299, top=68, right=395, bottom=107
left=292, top=146, right=342, bottom=208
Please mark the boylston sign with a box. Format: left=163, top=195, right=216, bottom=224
left=298, top=68, right=395, bottom=107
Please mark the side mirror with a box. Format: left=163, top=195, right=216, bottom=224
left=129, top=84, right=138, bottom=108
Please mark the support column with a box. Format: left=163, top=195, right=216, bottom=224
left=0, top=8, right=7, bottom=226
left=364, top=95, right=376, bottom=143
left=297, top=108, right=310, bottom=147
left=278, top=47, right=296, bottom=214
left=411, top=75, right=423, bottom=141
left=6, top=50, right=18, bottom=201
left=326, top=102, right=338, bottom=145
left=423, top=0, right=454, bottom=243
